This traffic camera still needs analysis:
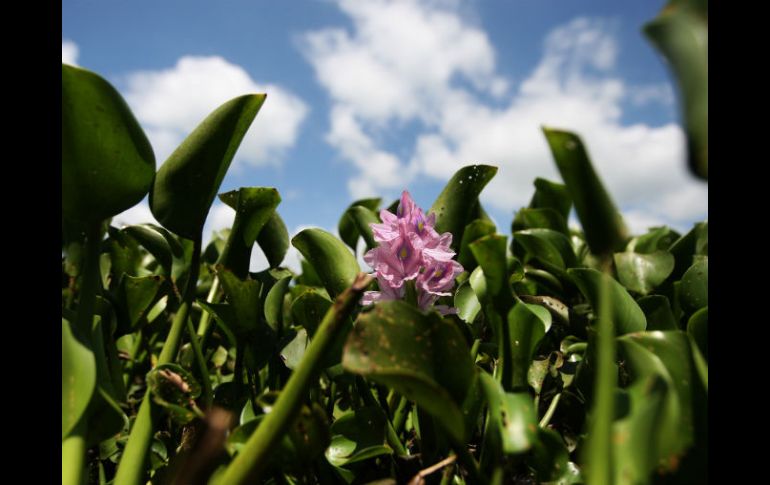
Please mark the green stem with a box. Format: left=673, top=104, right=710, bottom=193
left=392, top=396, right=410, bottom=436
left=196, top=276, right=220, bottom=342
left=234, top=342, right=244, bottom=399
left=539, top=393, right=562, bottom=428
left=186, top=318, right=213, bottom=408
left=114, top=238, right=202, bottom=485
left=327, top=380, right=337, bottom=419
left=64, top=222, right=104, bottom=485
left=405, top=280, right=418, bottom=307
left=470, top=338, right=481, bottom=360
left=215, top=274, right=372, bottom=485
left=62, top=419, right=88, bottom=485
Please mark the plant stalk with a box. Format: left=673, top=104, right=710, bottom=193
left=215, top=274, right=372, bottom=485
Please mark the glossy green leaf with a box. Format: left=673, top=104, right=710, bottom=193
left=150, top=94, right=266, bottom=239
left=637, top=295, right=678, bottom=331
left=617, top=330, right=702, bottom=475
left=123, top=224, right=183, bottom=273
left=256, top=212, right=290, bottom=268
left=515, top=229, right=576, bottom=273
left=680, top=257, right=707, bottom=313
left=469, top=234, right=508, bottom=296
left=512, top=208, right=570, bottom=236
left=290, top=290, right=333, bottom=337
left=454, top=279, right=481, bottom=324
left=627, top=226, right=680, bottom=254
left=644, top=1, right=708, bottom=179
left=338, top=198, right=381, bottom=251
left=568, top=268, right=647, bottom=334
left=215, top=188, right=281, bottom=276
left=530, top=178, right=572, bottom=221
left=508, top=302, right=552, bottom=390
left=543, top=128, right=628, bottom=255
left=479, top=373, right=537, bottom=455
left=667, top=222, right=706, bottom=281
left=217, top=268, right=263, bottom=335
left=264, top=276, right=291, bottom=333
left=62, top=65, right=155, bottom=223
left=458, top=219, right=497, bottom=271
left=85, top=387, right=129, bottom=446
left=62, top=318, right=96, bottom=440
left=342, top=301, right=477, bottom=442
left=220, top=187, right=281, bottom=247
left=280, top=329, right=308, bottom=370
left=348, top=205, right=380, bottom=251
left=611, top=375, right=669, bottom=485
left=292, top=228, right=360, bottom=298
left=325, top=406, right=391, bottom=466
left=613, top=251, right=675, bottom=295
left=430, top=165, right=498, bottom=248
left=115, top=274, right=164, bottom=335
left=687, top=307, right=707, bottom=360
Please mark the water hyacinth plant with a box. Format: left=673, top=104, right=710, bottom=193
left=62, top=3, right=706, bottom=484
left=362, top=191, right=464, bottom=314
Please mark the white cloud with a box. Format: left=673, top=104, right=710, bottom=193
left=124, top=56, right=308, bottom=165
left=303, top=4, right=707, bottom=231
left=111, top=199, right=158, bottom=228
left=62, top=39, right=79, bottom=66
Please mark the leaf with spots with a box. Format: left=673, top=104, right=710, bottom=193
left=342, top=301, right=477, bottom=443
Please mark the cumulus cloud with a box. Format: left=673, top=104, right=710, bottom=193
left=302, top=1, right=707, bottom=231
left=62, top=39, right=79, bottom=65
left=124, top=56, right=308, bottom=165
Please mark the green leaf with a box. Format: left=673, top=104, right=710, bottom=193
left=292, top=228, right=360, bottom=298
left=637, top=295, right=678, bottom=331
left=479, top=373, right=537, bottom=455
left=617, top=330, right=702, bottom=475
left=215, top=187, right=281, bottom=276
left=508, top=302, right=552, bottom=390
left=62, top=318, right=96, bottom=440
left=123, top=224, right=183, bottom=274
left=644, top=1, right=708, bottom=179
left=627, top=226, right=680, bottom=254
left=568, top=268, right=647, bottom=334
left=150, top=94, right=266, bottom=239
left=514, top=229, right=576, bottom=273
left=512, top=208, right=570, bottom=236
left=62, top=65, right=155, bottom=223
left=430, top=165, right=498, bottom=248
left=469, top=234, right=508, bottom=296
left=264, top=276, right=291, bottom=333
left=680, top=257, right=707, bottom=313
left=543, top=128, right=628, bottom=255
left=280, top=329, right=308, bottom=370
left=325, top=406, right=392, bottom=467
left=531, top=428, right=571, bottom=482
left=115, top=274, right=164, bottom=335
left=338, top=198, right=381, bottom=251
left=342, top=301, right=477, bottom=442
left=217, top=268, right=263, bottom=335
left=529, top=178, right=572, bottom=221
left=613, top=251, right=675, bottom=295
left=290, top=291, right=333, bottom=337
left=348, top=205, right=380, bottom=251
left=458, top=219, right=497, bottom=271
left=454, top=279, right=481, bottom=324
left=687, top=307, right=707, bottom=360
left=256, top=212, right=290, bottom=268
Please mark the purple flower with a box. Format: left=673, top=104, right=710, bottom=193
left=362, top=191, right=464, bottom=314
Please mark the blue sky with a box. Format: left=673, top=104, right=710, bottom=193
left=63, top=0, right=707, bottom=272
